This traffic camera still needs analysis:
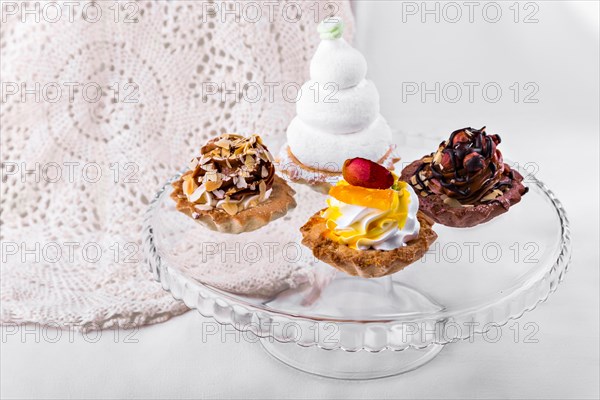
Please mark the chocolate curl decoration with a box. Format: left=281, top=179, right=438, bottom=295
left=417, top=127, right=514, bottom=205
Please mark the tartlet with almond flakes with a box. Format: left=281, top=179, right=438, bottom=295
left=300, top=158, right=437, bottom=278
left=171, top=134, right=296, bottom=234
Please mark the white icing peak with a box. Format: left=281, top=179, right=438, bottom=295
left=285, top=18, right=393, bottom=171
left=310, top=38, right=367, bottom=90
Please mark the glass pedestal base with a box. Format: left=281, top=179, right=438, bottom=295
left=261, top=274, right=445, bottom=379
left=265, top=274, right=444, bottom=320
left=261, top=339, right=444, bottom=380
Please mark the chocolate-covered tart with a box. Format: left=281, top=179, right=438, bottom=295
left=400, top=127, right=528, bottom=228
left=171, top=134, right=296, bottom=234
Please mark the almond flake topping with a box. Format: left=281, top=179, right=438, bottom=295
left=221, top=201, right=238, bottom=216
left=215, top=138, right=230, bottom=149
left=258, top=180, right=267, bottom=201
left=188, top=158, right=199, bottom=170
left=183, top=175, right=198, bottom=196
left=236, top=175, right=248, bottom=189
left=205, top=180, right=222, bottom=192
left=184, top=133, right=275, bottom=211
left=442, top=196, right=463, bottom=208
left=204, top=170, right=218, bottom=182
left=212, top=189, right=225, bottom=199
left=189, top=184, right=207, bottom=203
left=481, top=189, right=503, bottom=202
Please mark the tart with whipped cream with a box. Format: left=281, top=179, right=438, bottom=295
left=400, top=127, right=528, bottom=228
left=171, top=134, right=296, bottom=234
left=278, top=18, right=399, bottom=193
left=300, top=158, right=437, bottom=278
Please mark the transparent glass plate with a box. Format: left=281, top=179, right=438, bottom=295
left=143, top=133, right=571, bottom=379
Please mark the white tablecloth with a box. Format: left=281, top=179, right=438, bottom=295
left=2, top=1, right=598, bottom=398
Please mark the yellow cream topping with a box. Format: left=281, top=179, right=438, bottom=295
left=321, top=180, right=413, bottom=250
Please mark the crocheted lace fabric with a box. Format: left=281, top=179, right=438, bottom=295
left=0, top=1, right=354, bottom=330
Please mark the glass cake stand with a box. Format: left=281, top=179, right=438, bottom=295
left=143, top=134, right=571, bottom=380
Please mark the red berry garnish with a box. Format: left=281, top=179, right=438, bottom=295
left=342, top=158, right=394, bottom=189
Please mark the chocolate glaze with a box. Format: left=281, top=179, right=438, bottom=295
left=415, top=127, right=510, bottom=205
left=401, top=160, right=528, bottom=228
left=400, top=127, right=529, bottom=228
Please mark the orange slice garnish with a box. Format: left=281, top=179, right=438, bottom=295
left=329, top=183, right=395, bottom=211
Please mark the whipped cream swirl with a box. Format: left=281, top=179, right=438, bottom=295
left=192, top=188, right=272, bottom=213
left=322, top=184, right=421, bottom=251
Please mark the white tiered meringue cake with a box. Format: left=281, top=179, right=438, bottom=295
left=279, top=18, right=399, bottom=191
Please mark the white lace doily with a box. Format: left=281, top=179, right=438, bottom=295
left=0, top=0, right=354, bottom=330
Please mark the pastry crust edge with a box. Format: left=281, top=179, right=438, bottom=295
left=171, top=175, right=297, bottom=234
left=300, top=210, right=437, bottom=278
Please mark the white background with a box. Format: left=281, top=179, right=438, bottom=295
left=2, top=1, right=599, bottom=398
